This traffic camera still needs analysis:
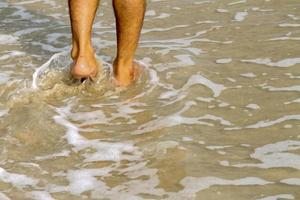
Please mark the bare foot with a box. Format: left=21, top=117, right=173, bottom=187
left=70, top=47, right=98, bottom=80
left=113, top=60, right=142, bottom=87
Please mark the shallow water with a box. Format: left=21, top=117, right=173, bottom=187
left=0, top=0, right=300, bottom=199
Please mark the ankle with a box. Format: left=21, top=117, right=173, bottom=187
left=71, top=48, right=77, bottom=60
left=71, top=43, right=94, bottom=60
left=114, top=59, right=134, bottom=76
left=114, top=56, right=134, bottom=70
left=115, top=55, right=134, bottom=64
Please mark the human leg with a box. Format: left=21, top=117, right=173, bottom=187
left=68, top=0, right=100, bottom=79
left=113, top=0, right=146, bottom=86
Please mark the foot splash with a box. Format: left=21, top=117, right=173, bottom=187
left=31, top=52, right=151, bottom=99
left=32, top=52, right=109, bottom=93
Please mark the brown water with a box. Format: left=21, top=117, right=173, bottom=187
left=0, top=0, right=300, bottom=199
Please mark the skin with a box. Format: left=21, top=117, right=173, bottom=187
left=68, top=0, right=146, bottom=86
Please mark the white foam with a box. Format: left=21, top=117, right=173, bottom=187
left=279, top=23, right=300, bottom=27
left=233, top=140, right=300, bottom=169
left=172, top=7, right=181, bottom=10
left=0, top=34, right=18, bottom=45
left=284, top=124, right=292, bottom=128
left=216, top=8, right=229, bottom=13
left=0, top=51, right=25, bottom=61
left=48, top=161, right=164, bottom=199
left=145, top=10, right=156, bottom=16
left=0, top=2, right=8, bottom=7
left=0, top=167, right=38, bottom=189
left=18, top=162, right=48, bottom=175
left=234, top=11, right=248, bottom=21
left=257, top=194, right=294, bottom=200
left=252, top=7, right=274, bottom=12
left=167, top=176, right=271, bottom=199
left=91, top=175, right=164, bottom=200
left=14, top=27, right=44, bottom=36
left=240, top=72, right=256, bottom=78
left=32, top=52, right=65, bottom=89
left=196, top=97, right=214, bottom=102
left=268, top=36, right=300, bottom=41
left=0, top=109, right=9, bottom=118
left=35, top=150, right=70, bottom=161
left=194, top=1, right=211, bottom=5
left=159, top=74, right=225, bottom=100
left=26, top=191, right=55, bottom=200
left=246, top=114, right=300, bottom=129
left=0, top=73, right=10, bottom=85
left=50, top=168, right=111, bottom=195
left=246, top=104, right=260, bottom=110
left=280, top=178, right=300, bottom=186
left=54, top=113, right=140, bottom=162
left=285, top=98, right=300, bottom=104
left=48, top=106, right=166, bottom=197
left=227, top=77, right=236, bottom=82
left=31, top=41, right=67, bottom=52
left=10, top=5, right=33, bottom=20
left=155, top=13, right=171, bottom=19
left=132, top=114, right=210, bottom=135
left=220, top=160, right=230, bottom=166
left=206, top=145, right=232, bottom=150
left=174, top=54, right=196, bottom=65
left=241, top=144, right=251, bottom=147
left=185, top=74, right=225, bottom=97
left=59, top=101, right=145, bottom=127
left=148, top=141, right=179, bottom=157
left=218, top=102, right=229, bottom=107
left=196, top=20, right=218, bottom=24
left=216, top=58, right=232, bottom=64
left=241, top=58, right=300, bottom=68
left=285, top=73, right=300, bottom=79
left=142, top=27, right=230, bottom=67
left=262, top=85, right=300, bottom=92
left=287, top=14, right=300, bottom=20
left=182, top=137, right=193, bottom=142
left=0, top=192, right=10, bottom=200
left=132, top=101, right=232, bottom=135
left=228, top=0, right=247, bottom=5
left=142, top=25, right=189, bottom=34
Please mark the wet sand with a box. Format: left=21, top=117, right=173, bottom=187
left=0, top=0, right=300, bottom=199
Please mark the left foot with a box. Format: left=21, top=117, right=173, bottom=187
left=70, top=46, right=98, bottom=80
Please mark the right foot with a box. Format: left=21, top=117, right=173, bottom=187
left=70, top=47, right=98, bottom=80
left=113, top=59, right=142, bottom=86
